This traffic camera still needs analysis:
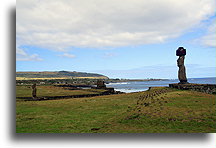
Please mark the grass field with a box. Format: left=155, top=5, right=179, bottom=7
left=16, top=85, right=107, bottom=98
left=16, top=87, right=216, bottom=133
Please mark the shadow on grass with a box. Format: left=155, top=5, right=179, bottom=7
left=12, top=133, right=208, bottom=142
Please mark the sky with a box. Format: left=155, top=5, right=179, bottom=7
left=16, top=0, right=216, bottom=79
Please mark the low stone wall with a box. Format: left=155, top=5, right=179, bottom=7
left=169, top=83, right=216, bottom=94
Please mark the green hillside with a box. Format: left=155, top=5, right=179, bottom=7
left=16, top=71, right=109, bottom=79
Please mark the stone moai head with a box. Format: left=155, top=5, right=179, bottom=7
left=32, top=83, right=36, bottom=89
left=176, top=47, right=186, bottom=56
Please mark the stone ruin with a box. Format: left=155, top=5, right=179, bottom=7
left=169, top=83, right=216, bottom=94
left=96, top=80, right=106, bottom=89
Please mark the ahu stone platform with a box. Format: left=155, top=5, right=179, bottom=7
left=169, top=83, right=216, bottom=94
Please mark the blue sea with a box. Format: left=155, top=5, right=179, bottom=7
left=107, top=77, right=216, bottom=93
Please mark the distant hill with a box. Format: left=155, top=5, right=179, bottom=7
left=16, top=71, right=109, bottom=79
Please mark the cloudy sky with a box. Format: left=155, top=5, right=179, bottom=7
left=16, top=0, right=216, bottom=79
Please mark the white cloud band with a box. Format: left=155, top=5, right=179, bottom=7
left=17, top=0, right=216, bottom=50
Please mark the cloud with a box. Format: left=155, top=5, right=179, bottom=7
left=199, top=22, right=216, bottom=47
left=59, top=53, right=76, bottom=58
left=16, top=47, right=43, bottom=61
left=17, top=0, right=215, bottom=50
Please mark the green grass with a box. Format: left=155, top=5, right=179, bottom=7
left=16, top=87, right=216, bottom=133
left=16, top=85, right=106, bottom=98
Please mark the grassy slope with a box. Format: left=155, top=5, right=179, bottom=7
left=16, top=87, right=216, bottom=133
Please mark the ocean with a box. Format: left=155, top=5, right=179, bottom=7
left=107, top=77, right=216, bottom=93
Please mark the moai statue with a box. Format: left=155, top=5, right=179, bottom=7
left=176, top=47, right=188, bottom=84
left=32, top=83, right=37, bottom=99
left=96, top=80, right=106, bottom=89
